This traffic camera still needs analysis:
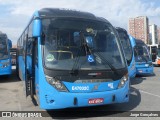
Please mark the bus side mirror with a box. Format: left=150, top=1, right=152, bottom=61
left=33, top=18, right=42, bottom=37
left=129, top=35, right=136, bottom=48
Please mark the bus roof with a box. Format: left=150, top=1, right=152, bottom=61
left=37, top=8, right=109, bottom=23
left=135, top=39, right=145, bottom=45
left=115, top=27, right=127, bottom=33
left=17, top=8, right=112, bottom=43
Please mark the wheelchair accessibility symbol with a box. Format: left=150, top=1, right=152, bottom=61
left=87, top=55, right=94, bottom=63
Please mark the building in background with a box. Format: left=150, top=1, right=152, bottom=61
left=157, top=27, right=160, bottom=44
left=128, top=16, right=149, bottom=44
left=149, top=24, right=158, bottom=45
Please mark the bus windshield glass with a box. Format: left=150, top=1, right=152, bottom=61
left=117, top=30, right=132, bottom=65
left=0, top=35, right=8, bottom=59
left=134, top=45, right=151, bottom=62
left=42, top=18, right=125, bottom=70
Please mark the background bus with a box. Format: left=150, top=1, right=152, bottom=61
left=134, top=39, right=153, bottom=75
left=0, top=32, right=12, bottom=76
left=148, top=44, right=160, bottom=66
left=116, top=27, right=136, bottom=78
left=10, top=48, right=17, bottom=65
left=17, top=8, right=129, bottom=109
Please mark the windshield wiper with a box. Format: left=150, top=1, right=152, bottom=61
left=69, top=45, right=83, bottom=76
left=93, top=50, right=120, bottom=76
left=70, top=31, right=121, bottom=76
left=70, top=32, right=94, bottom=76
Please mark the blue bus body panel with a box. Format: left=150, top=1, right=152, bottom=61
left=38, top=66, right=129, bottom=109
left=128, top=59, right=136, bottom=78
left=0, top=59, right=12, bottom=75
left=128, top=35, right=136, bottom=78
left=40, top=81, right=129, bottom=109
left=136, top=62, right=153, bottom=75
left=0, top=38, right=12, bottom=76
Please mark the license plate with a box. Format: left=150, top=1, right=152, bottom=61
left=88, top=98, right=104, bottom=104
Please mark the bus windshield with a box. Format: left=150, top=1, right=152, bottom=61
left=0, top=35, right=8, bottom=60
left=134, top=45, right=151, bottom=62
left=116, top=29, right=132, bottom=65
left=42, top=18, right=125, bottom=70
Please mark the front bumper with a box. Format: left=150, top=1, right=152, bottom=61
left=40, top=81, right=129, bottom=110
left=136, top=66, right=153, bottom=75
left=0, top=65, right=12, bottom=76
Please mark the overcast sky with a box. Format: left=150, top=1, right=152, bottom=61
left=0, top=0, right=160, bottom=44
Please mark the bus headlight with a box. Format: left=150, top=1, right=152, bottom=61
left=45, top=76, right=68, bottom=92
left=118, top=74, right=129, bottom=89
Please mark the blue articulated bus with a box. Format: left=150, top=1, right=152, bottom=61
left=116, top=28, right=136, bottom=78
left=0, top=32, right=12, bottom=76
left=17, top=8, right=129, bottom=109
left=134, top=39, right=153, bottom=75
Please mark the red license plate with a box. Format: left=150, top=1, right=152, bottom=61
left=88, top=98, right=104, bottom=104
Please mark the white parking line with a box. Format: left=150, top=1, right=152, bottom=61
left=139, top=90, right=160, bottom=98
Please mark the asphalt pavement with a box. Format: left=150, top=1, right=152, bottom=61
left=0, top=66, right=160, bottom=120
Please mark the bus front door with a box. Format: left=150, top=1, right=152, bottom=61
left=25, top=36, right=36, bottom=98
